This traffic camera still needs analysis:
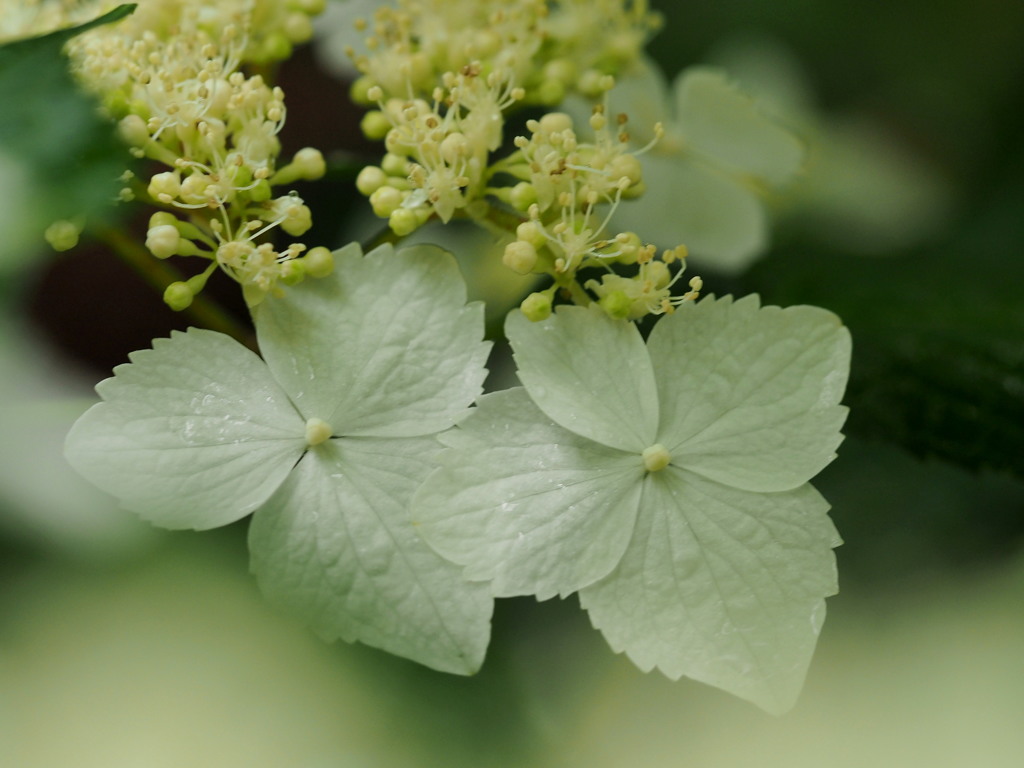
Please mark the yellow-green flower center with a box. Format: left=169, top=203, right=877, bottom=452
left=304, top=417, right=333, bottom=447
left=642, top=443, right=671, bottom=473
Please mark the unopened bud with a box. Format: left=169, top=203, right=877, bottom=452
left=361, top=110, right=392, bottom=140
left=389, top=206, right=421, bottom=236
left=163, top=281, right=193, bottom=311
left=146, top=224, right=181, bottom=259
left=147, top=171, right=181, bottom=201
left=303, top=246, right=334, bottom=278
left=520, top=292, right=552, bottom=322
left=370, top=186, right=403, bottom=217
left=356, top=166, right=387, bottom=196
left=509, top=182, right=537, bottom=211
left=502, top=241, right=537, bottom=274
left=44, top=220, right=81, bottom=252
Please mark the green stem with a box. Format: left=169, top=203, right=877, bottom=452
left=96, top=225, right=256, bottom=349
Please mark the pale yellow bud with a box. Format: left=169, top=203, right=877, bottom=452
left=146, top=224, right=181, bottom=259
left=356, top=166, right=388, bottom=196
left=304, top=246, right=334, bottom=278
left=389, top=206, right=421, bottom=236
left=370, top=186, right=403, bottom=217
left=292, top=147, right=326, bottom=179
left=502, top=241, right=537, bottom=274
left=147, top=171, right=180, bottom=201
left=44, top=220, right=81, bottom=252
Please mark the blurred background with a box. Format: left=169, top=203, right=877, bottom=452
left=2, top=0, right=1023, bottom=765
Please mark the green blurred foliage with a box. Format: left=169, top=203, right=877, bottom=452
left=0, top=5, right=134, bottom=271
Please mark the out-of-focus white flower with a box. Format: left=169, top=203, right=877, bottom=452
left=566, top=56, right=805, bottom=274
left=707, top=33, right=953, bottom=255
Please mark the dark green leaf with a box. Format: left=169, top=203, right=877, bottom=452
left=0, top=4, right=136, bottom=267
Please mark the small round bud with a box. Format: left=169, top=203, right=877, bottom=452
left=509, top=182, right=537, bottom=211
left=361, top=110, right=392, bottom=140
left=146, top=224, right=181, bottom=259
left=350, top=77, right=376, bottom=106
left=516, top=221, right=547, bottom=249
left=369, top=185, right=403, bottom=217
left=389, top=206, right=421, bottom=236
left=520, top=292, right=552, bottom=322
left=303, top=246, right=334, bottom=278
left=44, top=220, right=81, bottom=252
left=292, top=147, right=326, bottom=180
left=538, top=112, right=574, bottom=135
left=356, top=166, right=387, bottom=196
left=249, top=179, right=273, bottom=203
left=147, top=171, right=181, bottom=201
left=502, top=241, right=537, bottom=274
left=279, top=202, right=312, bottom=236
left=118, top=114, right=150, bottom=146
left=380, top=153, right=408, bottom=176
left=179, top=173, right=211, bottom=204
left=163, top=281, right=193, bottom=311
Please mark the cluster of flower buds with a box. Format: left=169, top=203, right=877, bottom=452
left=53, top=0, right=330, bottom=307
left=495, top=97, right=699, bottom=320
left=348, top=0, right=693, bottom=322
left=347, top=0, right=660, bottom=107
left=355, top=64, right=525, bottom=235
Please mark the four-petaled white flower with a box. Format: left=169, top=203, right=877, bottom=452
left=568, top=58, right=805, bottom=273
left=66, top=242, right=494, bottom=675
left=414, top=296, right=850, bottom=712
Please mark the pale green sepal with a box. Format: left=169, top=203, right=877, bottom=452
left=648, top=295, right=851, bottom=492
left=610, top=156, right=766, bottom=270
left=248, top=436, right=493, bottom=675
left=579, top=468, right=840, bottom=715
left=674, top=67, right=805, bottom=187
left=253, top=242, right=490, bottom=438
left=414, top=388, right=644, bottom=599
left=506, top=306, right=658, bottom=453
left=64, top=329, right=306, bottom=530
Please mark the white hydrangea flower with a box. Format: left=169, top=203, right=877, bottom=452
left=66, top=242, right=494, bottom=674
left=415, top=296, right=851, bottom=712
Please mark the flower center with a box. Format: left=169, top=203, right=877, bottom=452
left=642, top=443, right=671, bottom=473
left=304, top=417, right=333, bottom=447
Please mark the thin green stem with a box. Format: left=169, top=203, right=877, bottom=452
left=96, top=224, right=256, bottom=349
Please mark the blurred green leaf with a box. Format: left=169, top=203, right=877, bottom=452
left=0, top=4, right=136, bottom=269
